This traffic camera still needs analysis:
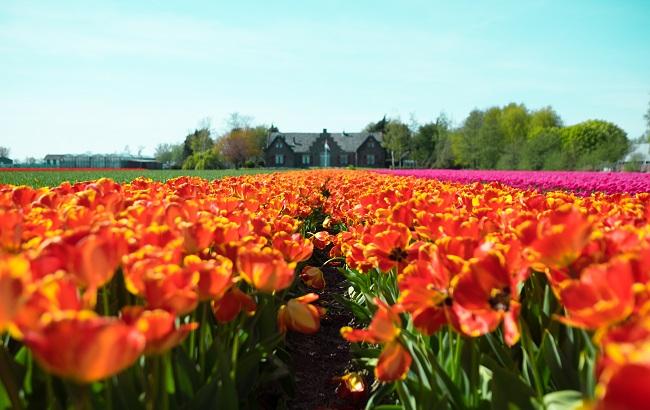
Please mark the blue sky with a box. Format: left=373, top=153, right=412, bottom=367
left=1, top=0, right=649, bottom=160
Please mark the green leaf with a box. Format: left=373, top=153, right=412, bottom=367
left=489, top=365, right=536, bottom=410
left=365, top=382, right=396, bottom=410
left=543, top=390, right=584, bottom=410
left=539, top=331, right=579, bottom=390
left=0, top=379, right=10, bottom=410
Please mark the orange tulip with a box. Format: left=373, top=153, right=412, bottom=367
left=311, top=231, right=332, bottom=250
left=143, top=265, right=199, bottom=316
left=11, top=274, right=81, bottom=339
left=32, top=227, right=127, bottom=291
left=183, top=254, right=233, bottom=301
left=0, top=209, right=22, bottom=252
left=178, top=220, right=214, bottom=254
left=375, top=340, right=412, bottom=382
left=121, top=307, right=198, bottom=355
left=0, top=254, right=29, bottom=333
left=211, top=287, right=256, bottom=323
left=341, top=299, right=411, bottom=381
left=237, top=246, right=296, bottom=293
left=453, top=250, right=522, bottom=346
left=556, top=258, right=634, bottom=330
left=528, top=206, right=592, bottom=270
left=341, top=298, right=402, bottom=344
left=363, top=222, right=414, bottom=273
left=272, top=232, right=314, bottom=263
left=299, top=266, right=325, bottom=290
left=23, top=311, right=145, bottom=383
left=277, top=293, right=324, bottom=334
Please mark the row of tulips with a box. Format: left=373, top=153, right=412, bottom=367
left=313, top=171, right=650, bottom=409
left=2, top=169, right=649, bottom=409
left=0, top=174, right=335, bottom=409
left=378, top=168, right=650, bottom=195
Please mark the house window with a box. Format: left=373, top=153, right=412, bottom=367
left=340, top=154, right=348, bottom=165
left=302, top=154, right=310, bottom=165
left=276, top=141, right=283, bottom=149
left=275, top=154, right=285, bottom=165
left=367, top=154, right=375, bottom=165
left=368, top=140, right=375, bottom=148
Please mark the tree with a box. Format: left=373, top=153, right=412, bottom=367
left=477, top=107, right=505, bottom=169
left=225, top=112, right=253, bottom=132
left=0, top=146, right=9, bottom=158
left=498, top=103, right=530, bottom=169
left=215, top=113, right=269, bottom=168
left=520, top=127, right=566, bottom=170
left=412, top=122, right=438, bottom=166
left=381, top=120, right=412, bottom=168
left=530, top=106, right=563, bottom=129
left=217, top=130, right=254, bottom=169
left=155, top=143, right=184, bottom=168
left=182, top=127, right=213, bottom=164
left=561, top=120, right=629, bottom=169
left=364, top=115, right=388, bottom=133
left=411, top=113, right=452, bottom=168
left=452, top=109, right=483, bottom=168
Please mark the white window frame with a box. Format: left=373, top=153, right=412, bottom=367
left=275, top=154, right=285, bottom=165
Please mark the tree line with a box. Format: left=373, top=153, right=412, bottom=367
left=154, top=114, right=269, bottom=170
left=371, top=102, right=636, bottom=171
left=156, top=101, right=649, bottom=170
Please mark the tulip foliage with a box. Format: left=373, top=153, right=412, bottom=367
left=1, top=170, right=650, bottom=409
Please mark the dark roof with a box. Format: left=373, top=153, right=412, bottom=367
left=267, top=131, right=382, bottom=153
left=44, top=154, right=65, bottom=160
left=0, top=157, right=12, bottom=164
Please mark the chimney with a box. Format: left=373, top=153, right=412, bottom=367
left=322, top=128, right=327, bottom=134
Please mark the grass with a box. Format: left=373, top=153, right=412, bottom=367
left=0, top=168, right=277, bottom=188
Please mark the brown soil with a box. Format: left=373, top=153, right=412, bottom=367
left=285, top=267, right=366, bottom=410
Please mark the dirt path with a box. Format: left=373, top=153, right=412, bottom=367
left=285, top=267, right=364, bottom=410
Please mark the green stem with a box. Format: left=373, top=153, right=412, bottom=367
left=198, top=303, right=208, bottom=379
left=187, top=308, right=198, bottom=361
left=230, top=328, right=240, bottom=383
left=146, top=357, right=160, bottom=410
left=102, top=286, right=110, bottom=316
left=45, top=373, right=58, bottom=410
left=68, top=382, right=91, bottom=410
left=104, top=377, right=113, bottom=410
left=521, top=321, right=544, bottom=403
left=451, top=331, right=463, bottom=384
left=0, top=344, right=23, bottom=410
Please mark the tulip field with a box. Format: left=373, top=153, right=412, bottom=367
left=1, top=169, right=649, bottom=409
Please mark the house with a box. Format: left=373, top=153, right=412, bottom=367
left=0, top=157, right=13, bottom=168
left=264, top=129, right=386, bottom=168
left=618, top=143, right=650, bottom=172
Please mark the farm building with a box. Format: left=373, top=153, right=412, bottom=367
left=0, top=157, right=13, bottom=167
left=43, top=154, right=162, bottom=169
left=264, top=129, right=386, bottom=168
